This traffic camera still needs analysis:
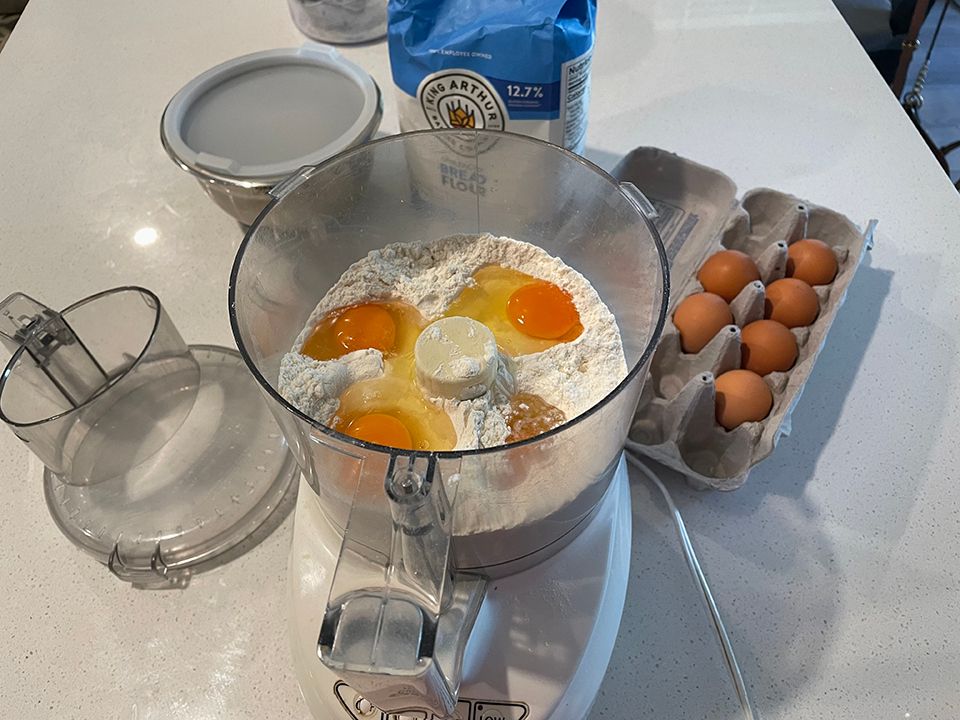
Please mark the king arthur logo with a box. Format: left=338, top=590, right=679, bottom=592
left=418, top=70, right=506, bottom=132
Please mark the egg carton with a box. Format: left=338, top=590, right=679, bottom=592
left=613, top=147, right=875, bottom=490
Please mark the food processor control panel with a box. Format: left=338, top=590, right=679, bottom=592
left=335, top=682, right=529, bottom=720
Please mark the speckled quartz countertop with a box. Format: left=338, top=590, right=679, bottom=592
left=1, top=1, right=959, bottom=718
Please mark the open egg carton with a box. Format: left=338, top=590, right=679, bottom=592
left=613, top=148, right=875, bottom=490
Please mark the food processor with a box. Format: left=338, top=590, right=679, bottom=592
left=229, top=130, right=669, bottom=719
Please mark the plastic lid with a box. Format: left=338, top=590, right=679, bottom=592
left=161, top=44, right=382, bottom=182
left=43, top=345, right=298, bottom=585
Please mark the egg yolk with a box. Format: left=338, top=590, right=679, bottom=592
left=342, top=413, right=413, bottom=450
left=445, top=265, right=582, bottom=356
left=302, top=302, right=397, bottom=361
left=335, top=304, right=396, bottom=354
left=506, top=281, right=580, bottom=339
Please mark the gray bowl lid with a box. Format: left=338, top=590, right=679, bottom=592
left=161, top=43, right=381, bottom=182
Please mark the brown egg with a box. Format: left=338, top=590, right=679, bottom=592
left=764, top=278, right=819, bottom=328
left=673, top=292, right=734, bottom=354
left=697, top=250, right=761, bottom=302
left=714, top=370, right=773, bottom=430
left=740, top=320, right=797, bottom=376
left=787, top=238, right=838, bottom=286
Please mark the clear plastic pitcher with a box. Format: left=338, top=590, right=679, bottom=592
left=229, top=130, right=668, bottom=715
left=0, top=288, right=299, bottom=584
left=0, top=288, right=199, bottom=486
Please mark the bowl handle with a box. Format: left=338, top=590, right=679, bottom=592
left=318, top=453, right=487, bottom=718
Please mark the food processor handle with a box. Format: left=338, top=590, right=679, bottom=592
left=318, top=455, right=486, bottom=718
left=619, top=182, right=661, bottom=221
left=0, top=292, right=109, bottom=407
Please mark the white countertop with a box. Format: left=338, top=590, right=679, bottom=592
left=1, top=1, right=959, bottom=718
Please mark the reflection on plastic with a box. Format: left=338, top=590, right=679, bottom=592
left=134, top=227, right=158, bottom=245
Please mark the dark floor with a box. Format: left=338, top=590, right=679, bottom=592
left=899, top=0, right=960, bottom=184
left=0, top=13, right=17, bottom=53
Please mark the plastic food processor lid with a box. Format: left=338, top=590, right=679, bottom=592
left=161, top=43, right=382, bottom=183
left=0, top=288, right=299, bottom=586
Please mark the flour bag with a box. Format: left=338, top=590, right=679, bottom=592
left=388, top=0, right=597, bottom=154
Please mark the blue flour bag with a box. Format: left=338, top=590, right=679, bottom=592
left=388, top=0, right=597, bottom=153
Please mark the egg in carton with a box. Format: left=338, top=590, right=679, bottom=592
left=613, top=147, right=875, bottom=490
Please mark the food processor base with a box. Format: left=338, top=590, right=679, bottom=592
left=288, top=453, right=632, bottom=720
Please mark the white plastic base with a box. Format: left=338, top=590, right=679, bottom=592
left=288, top=453, right=632, bottom=720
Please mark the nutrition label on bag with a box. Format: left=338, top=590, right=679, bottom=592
left=561, top=50, right=592, bottom=151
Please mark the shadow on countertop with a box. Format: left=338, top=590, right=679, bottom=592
left=619, top=241, right=958, bottom=718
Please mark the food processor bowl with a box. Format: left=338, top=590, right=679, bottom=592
left=230, top=129, right=668, bottom=568
left=230, top=130, right=667, bottom=715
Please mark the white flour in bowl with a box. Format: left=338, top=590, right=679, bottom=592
left=278, top=233, right=626, bottom=449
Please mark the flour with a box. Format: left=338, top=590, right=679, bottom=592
left=279, top=349, right=383, bottom=425
left=279, top=233, right=627, bottom=449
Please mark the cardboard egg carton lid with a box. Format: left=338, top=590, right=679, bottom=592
left=613, top=147, right=876, bottom=490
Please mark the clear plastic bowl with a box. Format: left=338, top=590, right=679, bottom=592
left=230, top=130, right=669, bottom=571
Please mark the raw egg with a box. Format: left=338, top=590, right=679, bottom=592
left=507, top=281, right=579, bottom=339
left=740, top=320, right=797, bottom=376
left=764, top=278, right=819, bottom=328
left=332, top=374, right=457, bottom=450
left=697, top=250, right=761, bottom=302
left=786, top=238, right=838, bottom=286
left=342, top=413, right=413, bottom=449
left=673, top=292, right=734, bottom=354
left=310, top=300, right=457, bottom=450
left=714, top=369, right=773, bottom=430
left=302, top=302, right=398, bottom=361
left=446, top=265, right=582, bottom=356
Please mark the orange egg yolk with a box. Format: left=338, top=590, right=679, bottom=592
left=335, top=304, right=396, bottom=355
left=506, top=281, right=580, bottom=339
left=342, top=413, right=413, bottom=449
left=444, top=265, right=582, bottom=356
left=302, top=302, right=397, bottom=361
